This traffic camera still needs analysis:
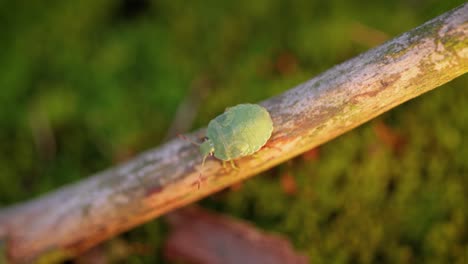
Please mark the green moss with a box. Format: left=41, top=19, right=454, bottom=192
left=384, top=42, right=405, bottom=57
left=407, top=17, right=444, bottom=42
left=36, top=249, right=71, bottom=264
left=384, top=42, right=416, bottom=60
left=0, top=240, right=7, bottom=264
left=440, top=32, right=468, bottom=55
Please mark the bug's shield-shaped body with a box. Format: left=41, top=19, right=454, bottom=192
left=206, top=104, right=273, bottom=161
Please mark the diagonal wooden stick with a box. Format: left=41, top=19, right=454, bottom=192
left=1, top=3, right=467, bottom=263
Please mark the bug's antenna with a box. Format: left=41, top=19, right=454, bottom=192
left=180, top=134, right=210, bottom=189
left=201, top=154, right=208, bottom=169
left=178, top=134, right=201, bottom=146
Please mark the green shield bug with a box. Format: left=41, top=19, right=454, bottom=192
left=200, top=104, right=274, bottom=185
left=200, top=103, right=274, bottom=164
left=180, top=103, right=274, bottom=188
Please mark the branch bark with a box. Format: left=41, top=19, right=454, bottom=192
left=1, top=4, right=467, bottom=263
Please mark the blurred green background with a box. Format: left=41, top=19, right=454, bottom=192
left=1, top=0, right=467, bottom=263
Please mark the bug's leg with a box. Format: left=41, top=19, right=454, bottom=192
left=222, top=160, right=227, bottom=169
left=191, top=168, right=206, bottom=189
left=191, top=155, right=209, bottom=189
left=191, top=172, right=207, bottom=189
left=193, top=176, right=201, bottom=189
left=198, top=174, right=206, bottom=189
left=230, top=160, right=239, bottom=170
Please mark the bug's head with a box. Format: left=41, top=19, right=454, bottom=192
left=199, top=139, right=214, bottom=158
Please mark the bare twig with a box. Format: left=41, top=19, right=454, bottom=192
left=0, top=4, right=467, bottom=263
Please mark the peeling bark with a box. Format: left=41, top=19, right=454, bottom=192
left=0, top=3, right=467, bottom=263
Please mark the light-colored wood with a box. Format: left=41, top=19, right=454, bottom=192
left=0, top=3, right=467, bottom=263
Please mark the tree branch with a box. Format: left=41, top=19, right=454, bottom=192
left=1, top=3, right=467, bottom=263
